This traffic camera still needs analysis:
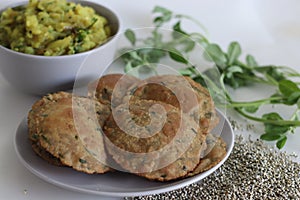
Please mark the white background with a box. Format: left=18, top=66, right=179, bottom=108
left=0, top=0, right=299, bottom=199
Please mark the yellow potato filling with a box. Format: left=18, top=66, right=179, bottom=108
left=0, top=0, right=111, bottom=56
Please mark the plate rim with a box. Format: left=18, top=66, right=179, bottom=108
left=14, top=109, right=234, bottom=197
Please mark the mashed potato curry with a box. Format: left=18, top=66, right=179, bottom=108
left=0, top=0, right=111, bottom=56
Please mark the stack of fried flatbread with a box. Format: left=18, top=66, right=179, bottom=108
left=28, top=74, right=227, bottom=181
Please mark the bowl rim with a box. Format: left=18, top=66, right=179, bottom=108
left=0, top=0, right=121, bottom=59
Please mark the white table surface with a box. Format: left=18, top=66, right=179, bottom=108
left=0, top=0, right=299, bottom=199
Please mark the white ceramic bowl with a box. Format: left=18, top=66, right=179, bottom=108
left=0, top=0, right=121, bottom=95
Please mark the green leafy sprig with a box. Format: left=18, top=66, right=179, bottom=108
left=120, top=6, right=300, bottom=149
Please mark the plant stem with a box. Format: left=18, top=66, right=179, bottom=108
left=228, top=96, right=283, bottom=108
left=174, top=14, right=209, bottom=37
left=235, top=108, right=300, bottom=126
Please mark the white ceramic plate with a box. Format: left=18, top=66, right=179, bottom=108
left=14, top=110, right=234, bottom=198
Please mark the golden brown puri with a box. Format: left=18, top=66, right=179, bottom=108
left=28, top=91, right=111, bottom=174
left=88, top=73, right=141, bottom=107
left=137, top=126, right=207, bottom=182
left=27, top=74, right=226, bottom=181
left=188, top=136, right=227, bottom=177
left=103, top=99, right=207, bottom=181
left=127, top=75, right=219, bottom=135
left=28, top=92, right=72, bottom=143
left=28, top=92, right=69, bottom=167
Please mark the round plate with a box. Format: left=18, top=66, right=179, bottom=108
left=14, top=110, right=234, bottom=197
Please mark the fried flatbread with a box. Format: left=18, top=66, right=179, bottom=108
left=188, top=136, right=227, bottom=176
left=104, top=99, right=207, bottom=181
left=28, top=91, right=111, bottom=174
left=27, top=74, right=226, bottom=180
left=28, top=92, right=69, bottom=166
left=28, top=92, right=72, bottom=143
left=127, top=75, right=219, bottom=135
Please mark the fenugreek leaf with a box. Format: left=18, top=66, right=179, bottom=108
left=266, top=125, right=290, bottom=135
left=172, top=21, right=196, bottom=52
left=152, top=6, right=172, bottom=15
left=243, top=105, right=260, bottom=113
left=144, top=48, right=166, bottom=63
left=125, top=29, right=136, bottom=46
left=262, top=113, right=290, bottom=135
left=124, top=62, right=133, bottom=74
left=179, top=68, right=194, bottom=76
left=270, top=93, right=284, bottom=104
left=279, top=79, right=300, bottom=97
left=183, top=40, right=196, bottom=52
left=193, top=75, right=207, bottom=88
left=260, top=133, right=282, bottom=141
left=125, top=62, right=140, bottom=77
left=225, top=66, right=243, bottom=79
left=265, top=73, right=280, bottom=85
left=256, top=66, right=286, bottom=82
left=227, top=41, right=241, bottom=65
left=276, top=136, right=287, bottom=149
left=246, top=54, right=258, bottom=68
left=168, top=49, right=188, bottom=64
left=172, top=21, right=187, bottom=38
left=205, top=43, right=227, bottom=69
left=152, top=6, right=172, bottom=26
left=145, top=31, right=163, bottom=47
left=267, top=67, right=286, bottom=82
left=287, top=91, right=300, bottom=105
left=262, top=112, right=283, bottom=121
